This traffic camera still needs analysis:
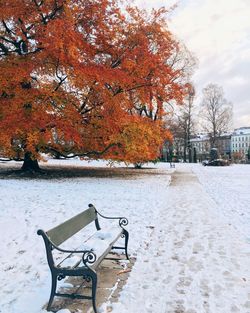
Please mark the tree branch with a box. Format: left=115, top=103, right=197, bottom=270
left=45, top=143, right=120, bottom=158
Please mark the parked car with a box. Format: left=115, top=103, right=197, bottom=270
left=203, top=159, right=230, bottom=166
left=202, top=160, right=209, bottom=166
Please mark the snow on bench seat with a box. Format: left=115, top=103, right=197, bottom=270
left=57, top=226, right=123, bottom=269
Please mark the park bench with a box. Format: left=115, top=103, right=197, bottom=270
left=37, top=203, right=129, bottom=313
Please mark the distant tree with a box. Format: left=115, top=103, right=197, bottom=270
left=248, top=146, right=250, bottom=160
left=175, top=83, right=196, bottom=162
left=200, top=84, right=232, bottom=149
left=232, top=151, right=244, bottom=163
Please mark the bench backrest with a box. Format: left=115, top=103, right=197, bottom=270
left=47, top=206, right=98, bottom=246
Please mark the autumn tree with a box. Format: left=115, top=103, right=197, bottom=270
left=200, top=84, right=232, bottom=148
left=0, top=1, right=192, bottom=171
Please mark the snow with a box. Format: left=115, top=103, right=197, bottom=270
left=0, top=160, right=250, bottom=313
left=233, top=127, right=250, bottom=135
left=193, top=164, right=250, bottom=240
left=0, top=159, right=171, bottom=313
left=56, top=226, right=125, bottom=269
left=111, top=165, right=250, bottom=313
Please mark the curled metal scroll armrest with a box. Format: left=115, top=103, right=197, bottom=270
left=90, top=206, right=128, bottom=227
left=118, top=217, right=128, bottom=227
left=82, top=250, right=97, bottom=266
left=89, top=204, right=128, bottom=227
left=97, top=213, right=128, bottom=227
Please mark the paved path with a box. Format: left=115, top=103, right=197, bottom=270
left=163, top=168, right=250, bottom=313
left=113, top=168, right=250, bottom=313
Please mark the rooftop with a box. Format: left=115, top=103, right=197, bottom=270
left=233, top=127, right=250, bottom=135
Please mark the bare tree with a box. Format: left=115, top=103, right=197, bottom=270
left=173, top=83, right=196, bottom=162
left=200, top=83, right=232, bottom=148
left=162, top=44, right=197, bottom=162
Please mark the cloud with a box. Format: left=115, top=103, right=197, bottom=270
left=133, top=0, right=250, bottom=128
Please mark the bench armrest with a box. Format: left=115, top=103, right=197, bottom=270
left=37, top=229, right=97, bottom=266
left=51, top=245, right=92, bottom=255
left=89, top=204, right=128, bottom=227
left=52, top=245, right=97, bottom=266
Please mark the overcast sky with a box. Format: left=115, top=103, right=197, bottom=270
left=133, top=0, right=250, bottom=129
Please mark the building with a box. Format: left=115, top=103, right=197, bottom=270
left=162, top=127, right=250, bottom=163
left=217, top=133, right=232, bottom=157
left=190, top=134, right=210, bottom=161
left=231, top=127, right=250, bottom=158
left=190, top=133, right=231, bottom=161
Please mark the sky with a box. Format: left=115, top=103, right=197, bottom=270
left=133, top=0, right=250, bottom=129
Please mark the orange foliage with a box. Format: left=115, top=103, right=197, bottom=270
left=0, top=0, right=192, bottom=167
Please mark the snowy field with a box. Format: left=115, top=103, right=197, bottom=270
left=0, top=159, right=172, bottom=313
left=0, top=160, right=250, bottom=313
left=193, top=164, right=250, bottom=241
left=111, top=164, right=250, bottom=313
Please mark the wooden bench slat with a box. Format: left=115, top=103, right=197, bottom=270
left=47, top=207, right=97, bottom=246
left=91, top=228, right=123, bottom=269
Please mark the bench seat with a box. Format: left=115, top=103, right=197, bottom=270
left=58, top=226, right=124, bottom=270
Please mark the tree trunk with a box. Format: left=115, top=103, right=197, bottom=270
left=21, top=152, right=40, bottom=172
left=134, top=162, right=143, bottom=169
left=193, top=147, right=197, bottom=163
left=183, top=144, right=187, bottom=162
left=188, top=147, right=192, bottom=163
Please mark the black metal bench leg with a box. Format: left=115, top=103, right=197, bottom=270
left=90, top=272, right=98, bottom=313
left=47, top=273, right=57, bottom=311
left=123, top=229, right=129, bottom=260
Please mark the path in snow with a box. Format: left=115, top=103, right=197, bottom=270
left=112, top=167, right=250, bottom=313
left=193, top=164, right=250, bottom=240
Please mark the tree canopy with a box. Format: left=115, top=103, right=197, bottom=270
left=0, top=0, right=193, bottom=170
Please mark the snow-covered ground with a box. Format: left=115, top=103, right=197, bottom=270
left=193, top=164, right=250, bottom=241
left=111, top=165, right=250, bottom=313
left=0, top=159, right=172, bottom=313
left=0, top=160, right=250, bottom=313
